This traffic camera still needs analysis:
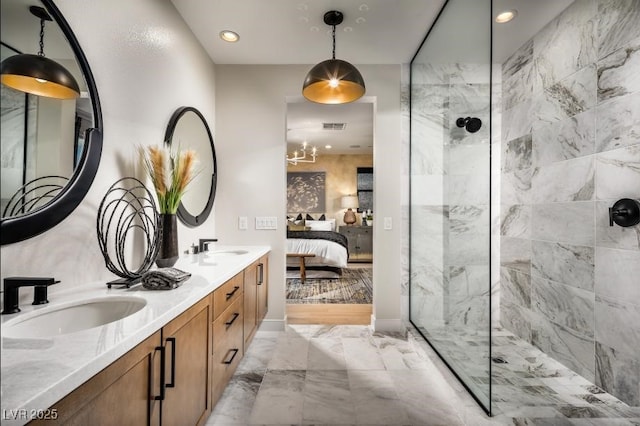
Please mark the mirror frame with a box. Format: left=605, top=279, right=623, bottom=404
left=0, top=0, right=102, bottom=245
left=164, top=106, right=216, bottom=228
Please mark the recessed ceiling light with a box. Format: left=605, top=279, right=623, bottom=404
left=219, top=30, right=239, bottom=42
left=495, top=10, right=517, bottom=23
left=325, top=145, right=332, bottom=149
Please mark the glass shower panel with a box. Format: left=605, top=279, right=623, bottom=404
left=410, top=0, right=492, bottom=413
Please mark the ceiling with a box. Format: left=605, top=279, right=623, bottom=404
left=171, top=0, right=574, bottom=155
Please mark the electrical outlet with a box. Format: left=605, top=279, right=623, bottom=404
left=384, top=217, right=392, bottom=230
left=239, top=216, right=248, bottom=230
left=255, top=216, right=277, bottom=230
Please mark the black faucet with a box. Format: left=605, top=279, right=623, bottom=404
left=198, top=238, right=218, bottom=252
left=2, top=277, right=59, bottom=315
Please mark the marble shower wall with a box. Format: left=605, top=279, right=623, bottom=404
left=410, top=61, right=495, bottom=331
left=499, top=0, right=640, bottom=406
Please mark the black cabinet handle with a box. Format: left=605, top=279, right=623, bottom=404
left=165, top=337, right=176, bottom=388
left=226, top=286, right=240, bottom=300
left=257, top=263, right=264, bottom=285
left=225, top=312, right=240, bottom=328
left=153, top=345, right=165, bottom=401
left=223, top=348, right=239, bottom=365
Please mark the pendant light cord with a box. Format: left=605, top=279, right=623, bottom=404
left=38, top=18, right=45, bottom=57
left=332, top=25, right=336, bottom=60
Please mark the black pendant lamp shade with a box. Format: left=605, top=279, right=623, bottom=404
left=302, top=11, right=365, bottom=104
left=0, top=6, right=80, bottom=100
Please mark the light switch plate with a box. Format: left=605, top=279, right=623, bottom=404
left=255, top=216, right=277, bottom=230
left=238, top=216, right=248, bottom=230
left=384, top=217, right=392, bottom=230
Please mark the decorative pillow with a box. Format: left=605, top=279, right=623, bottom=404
left=288, top=224, right=310, bottom=231
left=305, top=220, right=332, bottom=231
left=325, top=218, right=336, bottom=231
left=305, top=213, right=315, bottom=221
left=319, top=214, right=326, bottom=220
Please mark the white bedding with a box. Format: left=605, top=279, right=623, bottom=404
left=286, top=237, right=348, bottom=268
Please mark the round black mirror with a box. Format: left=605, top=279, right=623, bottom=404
left=0, top=0, right=102, bottom=245
left=164, top=106, right=216, bottom=228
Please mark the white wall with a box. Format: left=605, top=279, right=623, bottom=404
left=215, top=64, right=403, bottom=329
left=0, top=0, right=217, bottom=305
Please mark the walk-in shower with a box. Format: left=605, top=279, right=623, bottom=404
left=409, top=0, right=640, bottom=418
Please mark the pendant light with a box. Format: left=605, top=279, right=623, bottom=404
left=1, top=6, right=80, bottom=100
left=302, top=10, right=365, bottom=104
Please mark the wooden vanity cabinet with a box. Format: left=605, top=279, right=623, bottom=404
left=243, top=255, right=268, bottom=348
left=32, top=253, right=269, bottom=425
left=161, top=296, right=212, bottom=426
left=30, top=331, right=162, bottom=426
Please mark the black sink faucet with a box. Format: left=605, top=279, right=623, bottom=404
left=198, top=238, right=218, bottom=252
left=2, top=277, right=59, bottom=315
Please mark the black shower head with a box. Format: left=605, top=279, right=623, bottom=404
left=456, top=117, right=482, bottom=133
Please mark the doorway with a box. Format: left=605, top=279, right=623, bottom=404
left=285, top=99, right=375, bottom=325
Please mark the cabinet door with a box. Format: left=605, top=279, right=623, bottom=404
left=243, top=260, right=258, bottom=346
left=358, top=227, right=373, bottom=257
left=33, top=331, right=162, bottom=426
left=257, top=256, right=268, bottom=322
left=162, top=297, right=211, bottom=426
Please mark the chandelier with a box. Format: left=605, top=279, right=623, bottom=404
left=286, top=142, right=317, bottom=165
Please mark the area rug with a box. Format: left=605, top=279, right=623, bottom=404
left=286, top=268, right=372, bottom=304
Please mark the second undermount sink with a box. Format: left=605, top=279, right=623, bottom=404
left=1, top=296, right=147, bottom=339
left=209, top=249, right=248, bottom=257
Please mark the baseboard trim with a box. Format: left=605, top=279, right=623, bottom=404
left=258, top=319, right=285, bottom=332
left=371, top=315, right=403, bottom=333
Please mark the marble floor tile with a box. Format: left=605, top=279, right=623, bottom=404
left=302, top=370, right=356, bottom=425
left=266, top=336, right=309, bottom=370
left=248, top=370, right=306, bottom=425
left=208, top=325, right=638, bottom=425
left=307, top=337, right=346, bottom=370
left=342, top=336, right=385, bottom=370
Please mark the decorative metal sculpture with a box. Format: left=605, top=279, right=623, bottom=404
left=2, top=175, right=68, bottom=217
left=96, top=177, right=160, bottom=288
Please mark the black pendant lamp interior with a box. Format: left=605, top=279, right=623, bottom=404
left=1, top=6, right=80, bottom=100
left=302, top=11, right=365, bottom=104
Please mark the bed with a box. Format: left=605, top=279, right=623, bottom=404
left=286, top=218, right=349, bottom=270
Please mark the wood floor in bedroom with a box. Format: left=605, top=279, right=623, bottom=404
left=286, top=303, right=372, bottom=325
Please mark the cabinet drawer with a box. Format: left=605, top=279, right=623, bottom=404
left=213, top=296, right=244, bottom=354
left=211, top=302, right=244, bottom=405
left=213, top=272, right=243, bottom=320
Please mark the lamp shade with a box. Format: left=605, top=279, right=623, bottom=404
left=1, top=53, right=80, bottom=99
left=341, top=195, right=358, bottom=209
left=303, top=59, right=365, bottom=104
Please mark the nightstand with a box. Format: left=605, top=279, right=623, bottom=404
left=339, top=225, right=373, bottom=262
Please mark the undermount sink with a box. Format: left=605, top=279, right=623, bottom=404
left=1, top=296, right=147, bottom=339
left=209, top=249, right=248, bottom=256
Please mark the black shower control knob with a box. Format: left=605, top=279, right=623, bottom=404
left=608, top=198, right=640, bottom=227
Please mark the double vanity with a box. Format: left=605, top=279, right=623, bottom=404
left=1, top=246, right=270, bottom=425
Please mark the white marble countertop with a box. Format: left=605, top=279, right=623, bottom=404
left=0, top=245, right=270, bottom=425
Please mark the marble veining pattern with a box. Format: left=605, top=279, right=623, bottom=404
left=595, top=144, right=640, bottom=200
left=531, top=240, right=595, bottom=291
left=533, top=0, right=596, bottom=90
left=595, top=341, right=640, bottom=406
left=502, top=134, right=533, bottom=172
left=501, top=204, right=531, bottom=238
left=597, top=0, right=640, bottom=59
left=500, top=267, right=531, bottom=308
left=595, top=246, right=640, bottom=303
left=594, top=294, right=640, bottom=357
left=531, top=202, right=595, bottom=246
left=531, top=155, right=595, bottom=203
left=532, top=110, right=595, bottom=166
left=500, top=236, right=532, bottom=273
left=595, top=92, right=640, bottom=152
left=597, top=36, right=640, bottom=103
left=503, top=39, right=533, bottom=81
left=531, top=276, right=595, bottom=338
